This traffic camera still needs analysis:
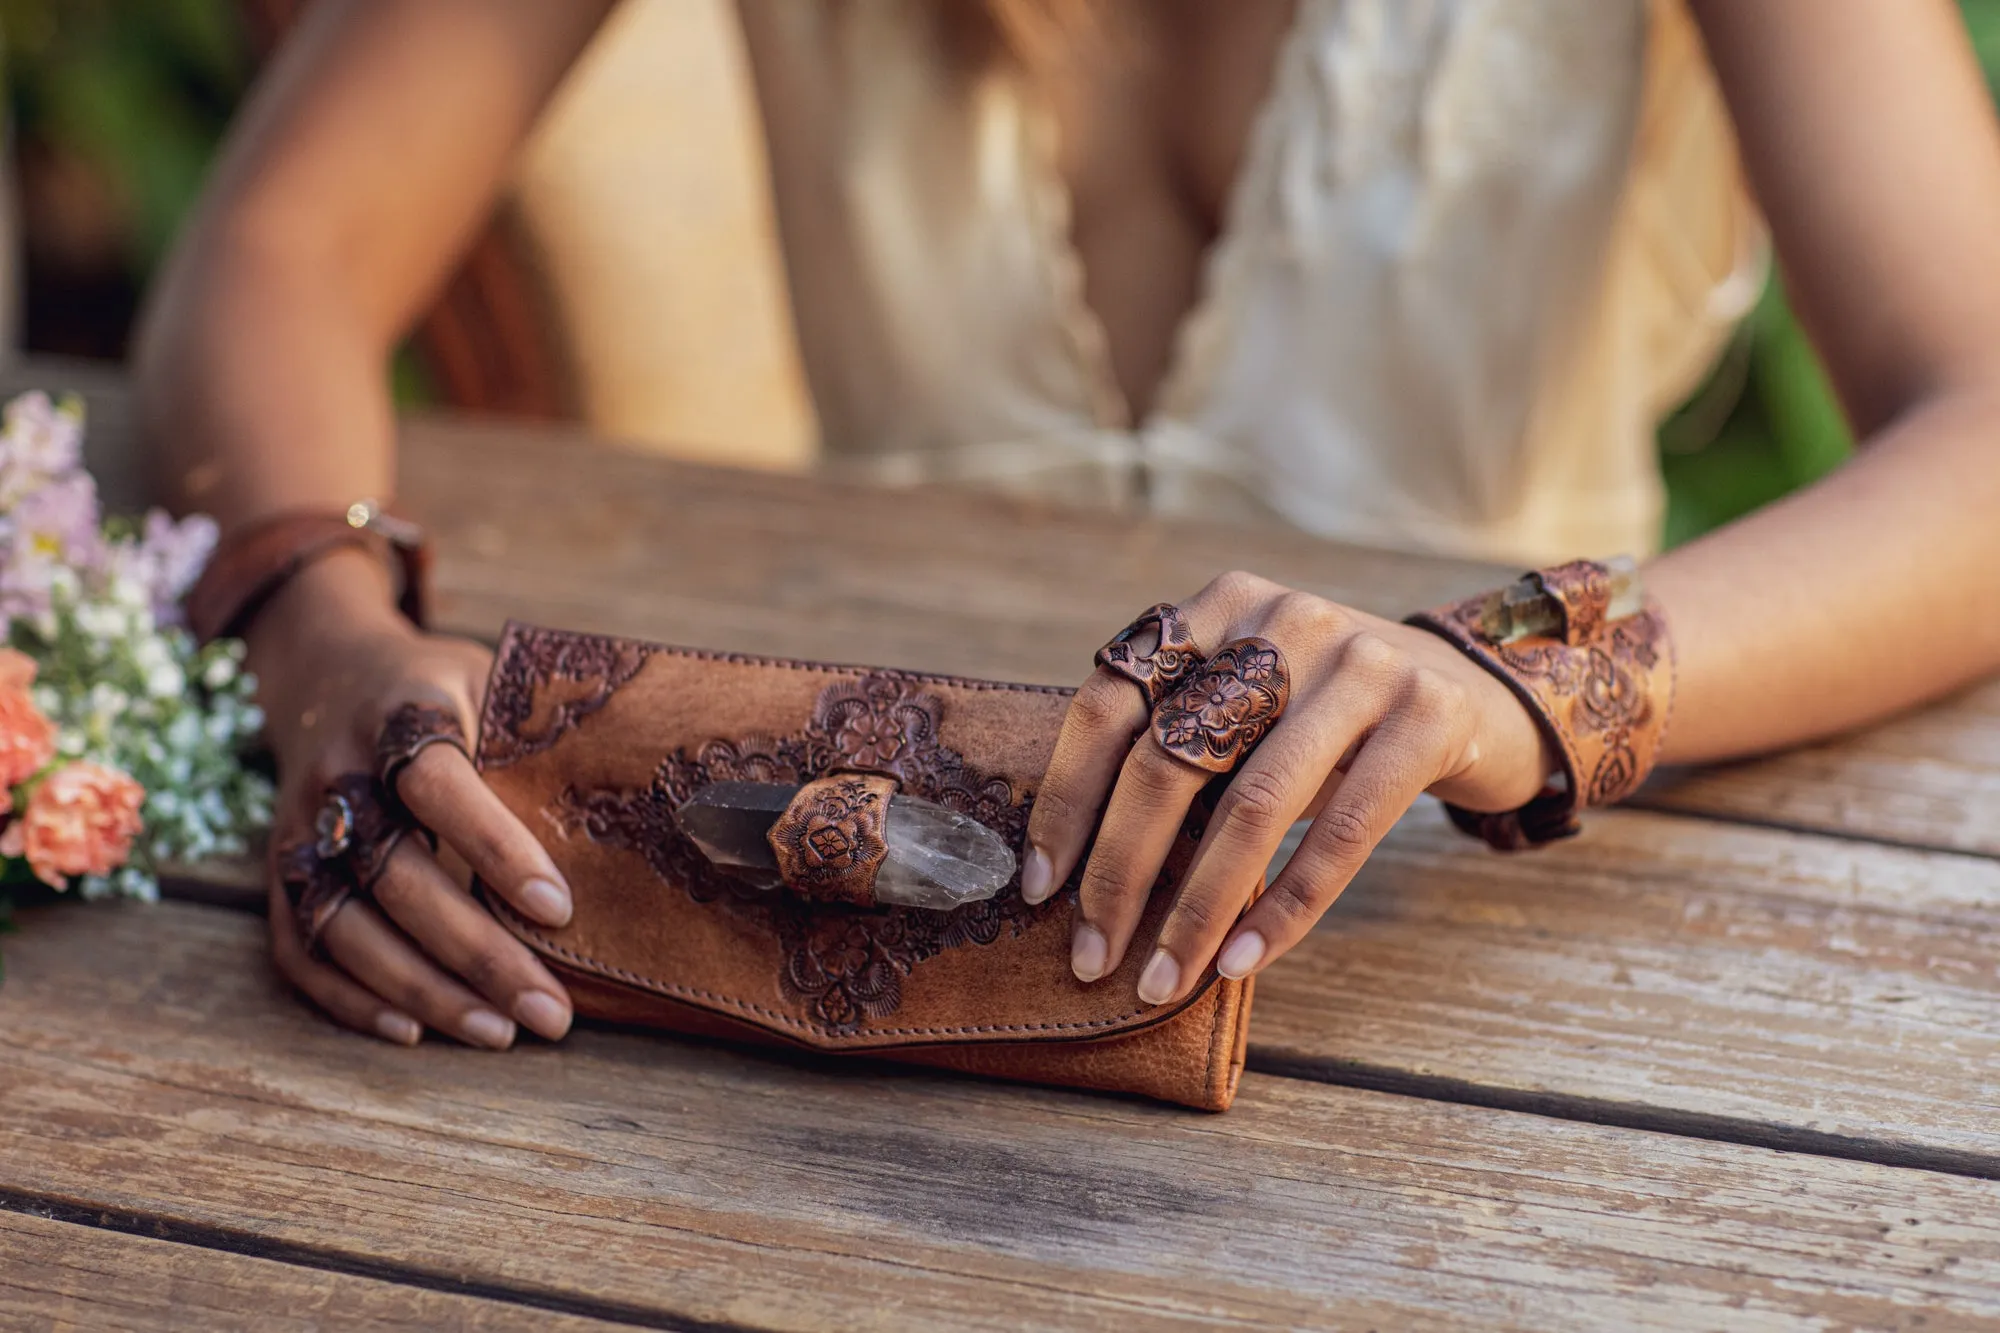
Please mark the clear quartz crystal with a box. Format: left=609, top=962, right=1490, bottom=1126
left=1477, top=555, right=1642, bottom=644
left=873, top=796, right=1016, bottom=909
left=674, top=781, right=1015, bottom=910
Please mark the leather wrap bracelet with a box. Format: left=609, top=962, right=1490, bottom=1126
left=1405, top=558, right=1675, bottom=850
left=184, top=501, right=430, bottom=646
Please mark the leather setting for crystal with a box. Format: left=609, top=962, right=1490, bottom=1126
left=767, top=773, right=895, bottom=907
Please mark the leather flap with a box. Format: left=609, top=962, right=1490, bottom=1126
left=474, top=622, right=1223, bottom=1052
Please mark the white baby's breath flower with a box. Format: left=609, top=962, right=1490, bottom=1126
left=74, top=599, right=123, bottom=641
left=88, top=681, right=129, bottom=719
left=201, top=654, right=238, bottom=690
left=145, top=659, right=186, bottom=699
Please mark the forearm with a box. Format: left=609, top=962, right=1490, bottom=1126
left=1649, top=381, right=2000, bottom=764
left=135, top=219, right=398, bottom=528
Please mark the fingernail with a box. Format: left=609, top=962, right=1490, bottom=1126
left=519, top=877, right=572, bottom=927
left=1071, top=923, right=1109, bottom=983
left=461, top=1009, right=516, bottom=1049
left=375, top=1011, right=421, bottom=1045
left=1217, top=931, right=1266, bottom=980
left=1137, top=949, right=1180, bottom=1005
left=513, top=990, right=572, bottom=1041
left=1020, top=846, right=1055, bottom=904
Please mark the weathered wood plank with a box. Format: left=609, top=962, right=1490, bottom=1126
left=1635, top=676, right=2000, bottom=859
left=1257, top=801, right=2000, bottom=1167
left=5, top=901, right=2000, bottom=1331
left=0, top=1210, right=622, bottom=1332
left=399, top=412, right=1495, bottom=683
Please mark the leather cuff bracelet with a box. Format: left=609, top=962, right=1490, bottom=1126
left=1405, top=557, right=1675, bottom=850
left=185, top=501, right=430, bottom=646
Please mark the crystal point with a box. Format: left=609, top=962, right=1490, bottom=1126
left=875, top=794, right=1016, bottom=909
left=675, top=780, right=1014, bottom=910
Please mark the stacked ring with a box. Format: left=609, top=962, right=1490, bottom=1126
left=1151, top=637, right=1291, bottom=774
left=281, top=702, right=464, bottom=956
left=1095, top=602, right=1203, bottom=709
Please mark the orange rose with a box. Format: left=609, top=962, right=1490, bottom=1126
left=0, top=760, right=146, bottom=888
left=0, top=648, right=55, bottom=814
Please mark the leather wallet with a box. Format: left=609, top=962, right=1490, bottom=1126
left=472, top=622, right=1253, bottom=1110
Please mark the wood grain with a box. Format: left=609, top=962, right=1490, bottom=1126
left=0, top=1210, right=622, bottom=1333
left=5, top=901, right=2000, bottom=1331
left=1635, top=676, right=2000, bottom=859
left=1256, top=801, right=2000, bottom=1168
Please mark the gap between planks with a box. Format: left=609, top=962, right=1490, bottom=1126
left=0, top=1186, right=757, bottom=1333
left=1243, top=1054, right=2000, bottom=1184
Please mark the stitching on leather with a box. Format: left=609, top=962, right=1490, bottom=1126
left=494, top=621, right=1075, bottom=697
left=489, top=894, right=1207, bottom=1040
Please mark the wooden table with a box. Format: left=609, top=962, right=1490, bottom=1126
left=7, top=362, right=2000, bottom=1330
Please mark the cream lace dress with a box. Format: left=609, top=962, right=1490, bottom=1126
left=512, top=0, right=1765, bottom=566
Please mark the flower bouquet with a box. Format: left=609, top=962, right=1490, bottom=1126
left=0, top=390, right=272, bottom=968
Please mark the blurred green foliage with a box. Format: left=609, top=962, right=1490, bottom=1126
left=5, top=0, right=2000, bottom=536
left=1660, top=0, right=2000, bottom=544
left=1, top=0, right=247, bottom=274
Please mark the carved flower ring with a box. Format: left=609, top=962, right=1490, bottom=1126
left=1151, top=638, right=1291, bottom=775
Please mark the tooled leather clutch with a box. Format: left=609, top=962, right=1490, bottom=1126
left=471, top=622, right=1253, bottom=1111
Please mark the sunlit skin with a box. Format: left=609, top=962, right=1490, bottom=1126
left=136, top=1, right=2000, bottom=1044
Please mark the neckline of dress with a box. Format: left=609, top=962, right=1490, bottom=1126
left=1020, top=0, right=1315, bottom=436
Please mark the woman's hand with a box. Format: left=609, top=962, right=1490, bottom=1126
left=1021, top=571, right=1556, bottom=1006
left=255, top=553, right=575, bottom=1049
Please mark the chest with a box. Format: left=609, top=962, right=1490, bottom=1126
left=1042, top=0, right=1299, bottom=239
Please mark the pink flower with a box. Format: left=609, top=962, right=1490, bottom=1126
left=0, top=760, right=146, bottom=888
left=0, top=649, right=55, bottom=815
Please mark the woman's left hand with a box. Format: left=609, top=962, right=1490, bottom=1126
left=1021, top=570, right=1557, bottom=1005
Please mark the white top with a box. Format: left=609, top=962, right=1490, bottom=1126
left=517, top=0, right=1765, bottom=567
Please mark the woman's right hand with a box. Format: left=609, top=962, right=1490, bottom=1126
left=253, top=552, right=576, bottom=1049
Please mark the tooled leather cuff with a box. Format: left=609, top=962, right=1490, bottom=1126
left=1405, top=559, right=1675, bottom=850
left=184, top=502, right=430, bottom=647
left=767, top=772, right=897, bottom=907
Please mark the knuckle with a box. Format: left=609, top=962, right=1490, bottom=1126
left=1077, top=858, right=1141, bottom=918
left=456, top=822, right=516, bottom=877
left=1071, top=674, right=1141, bottom=735
left=459, top=940, right=517, bottom=996
left=1311, top=803, right=1375, bottom=864
left=393, top=976, right=441, bottom=1020
left=1167, top=890, right=1227, bottom=941
left=1030, top=786, right=1083, bottom=829
left=1338, top=630, right=1401, bottom=681
left=1259, top=875, right=1326, bottom=932
left=1218, top=766, right=1294, bottom=838
left=1405, top=666, right=1467, bottom=721
left=1205, top=569, right=1265, bottom=604
left=1125, top=743, right=1193, bottom=803
left=1269, top=590, right=1341, bottom=641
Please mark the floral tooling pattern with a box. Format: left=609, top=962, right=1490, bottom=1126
left=552, top=673, right=1049, bottom=1033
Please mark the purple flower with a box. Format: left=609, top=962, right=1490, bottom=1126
left=0, top=392, right=84, bottom=511
left=123, top=509, right=218, bottom=627
left=0, top=472, right=106, bottom=627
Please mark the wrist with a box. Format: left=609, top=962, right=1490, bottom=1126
left=243, top=546, right=412, bottom=682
